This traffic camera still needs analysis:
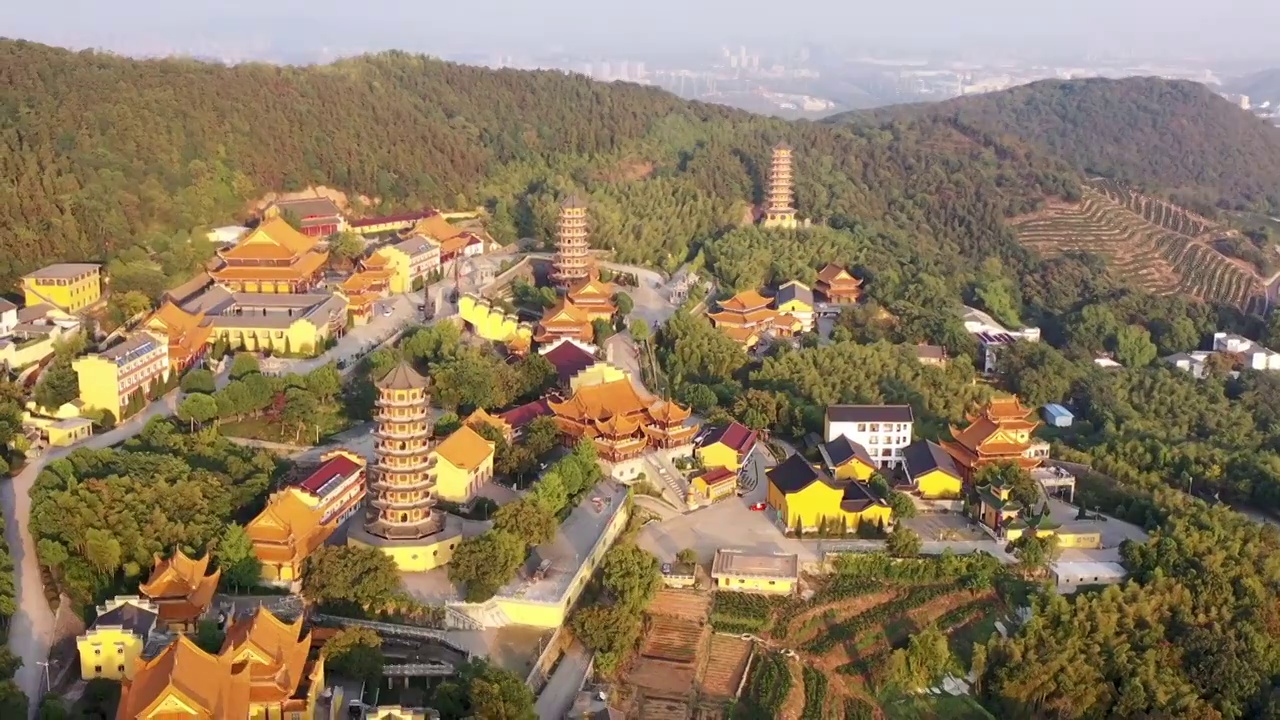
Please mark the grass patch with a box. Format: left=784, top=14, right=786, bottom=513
left=879, top=692, right=995, bottom=720
left=883, top=616, right=918, bottom=645
left=948, top=612, right=1001, bottom=668
left=218, top=409, right=352, bottom=445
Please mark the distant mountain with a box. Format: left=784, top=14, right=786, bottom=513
left=834, top=77, right=1280, bottom=214
left=1226, top=68, right=1280, bottom=104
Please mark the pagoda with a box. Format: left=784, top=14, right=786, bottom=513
left=938, top=396, right=1042, bottom=480
left=551, top=196, right=592, bottom=289
left=364, top=362, right=444, bottom=542
left=761, top=143, right=798, bottom=229
left=209, top=217, right=329, bottom=293
left=548, top=379, right=698, bottom=462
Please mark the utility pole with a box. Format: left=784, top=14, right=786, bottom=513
left=37, top=660, right=51, bottom=694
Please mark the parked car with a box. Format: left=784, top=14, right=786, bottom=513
left=749, top=502, right=767, bottom=511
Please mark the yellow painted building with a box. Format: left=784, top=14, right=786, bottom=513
left=711, top=549, right=798, bottom=595
left=695, top=422, right=758, bottom=473
left=820, top=436, right=876, bottom=481
left=458, top=294, right=533, bottom=349
left=0, top=332, right=58, bottom=370
left=373, top=236, right=441, bottom=294
left=775, top=280, right=815, bottom=333
left=73, top=333, right=170, bottom=420
left=22, top=263, right=102, bottom=313
left=567, top=360, right=628, bottom=393
left=23, top=409, right=93, bottom=447
left=766, top=454, right=893, bottom=533
left=432, top=425, right=496, bottom=503
left=77, top=596, right=159, bottom=681
left=900, top=440, right=964, bottom=499
left=689, top=467, right=738, bottom=505
left=370, top=707, right=429, bottom=720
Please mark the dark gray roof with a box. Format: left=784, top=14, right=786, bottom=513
left=776, top=281, right=814, bottom=308
left=93, top=600, right=158, bottom=637
left=826, top=405, right=914, bottom=424
left=0, top=298, right=17, bottom=313
left=270, top=197, right=342, bottom=219
left=838, top=480, right=880, bottom=513
left=561, top=194, right=588, bottom=210
left=767, top=454, right=828, bottom=494
left=901, top=440, right=961, bottom=481
left=822, top=436, right=874, bottom=469
left=24, top=263, right=99, bottom=280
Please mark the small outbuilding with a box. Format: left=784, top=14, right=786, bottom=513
left=1041, top=403, right=1074, bottom=428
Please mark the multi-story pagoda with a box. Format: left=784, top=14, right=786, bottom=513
left=939, top=396, right=1042, bottom=480
left=365, top=362, right=443, bottom=541
left=548, top=379, right=698, bottom=462
left=551, top=196, right=592, bottom=289
left=761, top=143, right=798, bottom=229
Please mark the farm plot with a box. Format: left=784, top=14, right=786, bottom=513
left=650, top=588, right=713, bottom=623
left=697, top=634, right=754, bottom=698
left=641, top=616, right=705, bottom=664
left=637, top=694, right=694, bottom=720
left=1013, top=187, right=1263, bottom=310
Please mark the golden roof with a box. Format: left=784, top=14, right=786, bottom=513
left=245, top=490, right=333, bottom=563
left=593, top=413, right=642, bottom=437
left=220, top=608, right=310, bottom=704
left=210, top=249, right=329, bottom=281
left=362, top=252, right=391, bottom=268
left=117, top=635, right=250, bottom=719
left=377, top=362, right=428, bottom=391
left=433, top=425, right=496, bottom=471
left=540, top=299, right=592, bottom=326
left=567, top=277, right=615, bottom=301
left=947, top=396, right=1041, bottom=458
left=411, top=214, right=464, bottom=242
left=719, top=290, right=773, bottom=313
left=984, top=396, right=1039, bottom=424
left=145, top=302, right=214, bottom=358
left=649, top=400, right=692, bottom=424
left=220, top=218, right=319, bottom=260
left=717, top=324, right=760, bottom=346
left=342, top=269, right=392, bottom=294
left=548, top=379, right=656, bottom=422
left=139, top=550, right=220, bottom=606
left=465, top=408, right=513, bottom=439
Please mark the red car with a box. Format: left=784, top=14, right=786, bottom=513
left=749, top=502, right=767, bottom=511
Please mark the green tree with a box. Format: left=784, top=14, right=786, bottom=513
left=33, top=359, right=79, bottom=410
left=301, top=545, right=402, bottom=613
left=177, top=392, right=218, bottom=430
left=1112, top=324, right=1158, bottom=367
left=601, top=543, right=661, bottom=612
left=886, top=625, right=954, bottom=689
left=282, top=387, right=320, bottom=442
left=327, top=232, right=365, bottom=267
left=886, top=525, right=922, bottom=557
left=322, top=627, right=384, bottom=685
left=180, top=368, right=217, bottom=394
left=229, top=353, right=261, bottom=380
left=614, top=292, right=634, bottom=317
left=305, top=363, right=342, bottom=403
left=448, top=531, right=525, bottom=602
left=194, top=619, right=225, bottom=653
left=676, top=548, right=698, bottom=566
left=493, top=500, right=557, bottom=546
left=215, top=524, right=262, bottom=591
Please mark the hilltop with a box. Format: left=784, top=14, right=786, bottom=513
left=1226, top=68, right=1280, bottom=104
left=839, top=77, right=1280, bottom=215
left=0, top=39, right=1076, bottom=290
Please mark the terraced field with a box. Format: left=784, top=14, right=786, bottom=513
left=1013, top=181, right=1265, bottom=312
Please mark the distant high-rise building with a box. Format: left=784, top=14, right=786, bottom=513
left=730, top=56, right=739, bottom=69
left=761, top=143, right=798, bottom=229
left=739, top=45, right=748, bottom=67
left=600, top=62, right=612, bottom=80
left=1241, top=94, right=1252, bottom=110
left=635, top=62, right=646, bottom=79
left=552, top=196, right=592, bottom=288
left=583, top=62, right=593, bottom=77
left=619, top=61, right=630, bottom=81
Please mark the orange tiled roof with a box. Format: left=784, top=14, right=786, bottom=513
left=245, top=490, right=333, bottom=564
left=220, top=609, right=310, bottom=704
left=717, top=324, right=760, bottom=346
left=465, top=408, right=513, bottom=439
left=139, top=550, right=219, bottom=605
left=411, top=215, right=464, bottom=242
left=145, top=302, right=214, bottom=359
left=220, top=218, right=319, bottom=260
left=649, top=400, right=692, bottom=424
left=593, top=413, right=643, bottom=437
left=548, top=379, right=656, bottom=422
left=434, top=425, right=495, bottom=471
left=719, top=290, right=773, bottom=312
left=567, top=277, right=615, bottom=301
left=211, top=250, right=329, bottom=282
left=817, top=263, right=860, bottom=286
left=117, top=635, right=250, bottom=719
left=540, top=299, right=592, bottom=326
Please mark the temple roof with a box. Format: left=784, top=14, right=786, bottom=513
left=139, top=550, right=220, bottom=616
left=144, top=302, right=214, bottom=359
left=948, top=396, right=1040, bottom=454
left=817, top=263, right=861, bottom=287
left=698, top=422, right=758, bottom=456
left=434, top=425, right=495, bottom=471
left=839, top=479, right=882, bottom=514
left=548, top=379, right=656, bottom=422
left=901, top=440, right=961, bottom=481
left=708, top=307, right=779, bottom=327
left=117, top=635, right=250, bottom=719
left=719, top=290, right=773, bottom=313
left=541, top=338, right=598, bottom=385
left=220, top=608, right=310, bottom=703
left=220, top=218, right=318, bottom=261
left=465, top=408, right=513, bottom=438
left=767, top=454, right=831, bottom=494
left=245, top=490, right=332, bottom=561
left=648, top=399, right=692, bottom=424
left=567, top=277, right=615, bottom=301
left=562, top=194, right=588, bottom=210
left=539, top=299, right=592, bottom=326
left=776, top=281, right=814, bottom=308
left=377, top=362, right=428, bottom=391
left=823, top=436, right=875, bottom=469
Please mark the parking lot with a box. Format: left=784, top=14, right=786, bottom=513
left=904, top=512, right=988, bottom=541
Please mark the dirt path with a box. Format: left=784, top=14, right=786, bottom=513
left=780, top=658, right=806, bottom=720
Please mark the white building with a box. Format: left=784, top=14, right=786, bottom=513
left=1051, top=561, right=1127, bottom=591
left=0, top=298, right=17, bottom=337
left=1212, top=332, right=1280, bottom=371
left=1163, top=350, right=1212, bottom=379
left=823, top=405, right=914, bottom=468
left=959, top=306, right=1041, bottom=373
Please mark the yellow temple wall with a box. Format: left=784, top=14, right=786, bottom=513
left=696, top=443, right=741, bottom=472
left=567, top=361, right=627, bottom=392
left=349, top=533, right=458, bottom=573
left=458, top=294, right=531, bottom=345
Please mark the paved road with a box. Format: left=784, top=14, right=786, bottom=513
left=534, top=640, right=591, bottom=720
left=2, top=391, right=179, bottom=712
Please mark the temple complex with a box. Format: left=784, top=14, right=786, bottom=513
left=548, top=379, right=698, bottom=462
left=116, top=636, right=250, bottom=719
left=141, top=301, right=213, bottom=373
left=939, top=396, right=1042, bottom=479
left=815, top=263, right=863, bottom=304
left=708, top=289, right=803, bottom=348
left=137, top=550, right=221, bottom=633
left=209, top=218, right=329, bottom=293
left=551, top=196, right=592, bottom=289
left=761, top=143, right=798, bottom=229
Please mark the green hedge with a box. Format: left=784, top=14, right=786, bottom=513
left=805, top=584, right=954, bottom=654
left=710, top=591, right=776, bottom=633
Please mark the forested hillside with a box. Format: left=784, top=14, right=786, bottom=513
left=0, top=39, right=1076, bottom=291
left=848, top=77, right=1280, bottom=214
left=1226, top=68, right=1280, bottom=104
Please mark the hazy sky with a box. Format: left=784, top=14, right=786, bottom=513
left=6, top=0, right=1278, bottom=61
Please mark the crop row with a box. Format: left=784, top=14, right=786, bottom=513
left=710, top=591, right=777, bottom=632
left=801, top=665, right=828, bottom=720
left=804, top=584, right=954, bottom=655
left=772, top=578, right=881, bottom=639
left=738, top=652, right=792, bottom=720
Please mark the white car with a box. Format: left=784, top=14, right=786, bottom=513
left=382, top=306, right=393, bottom=317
